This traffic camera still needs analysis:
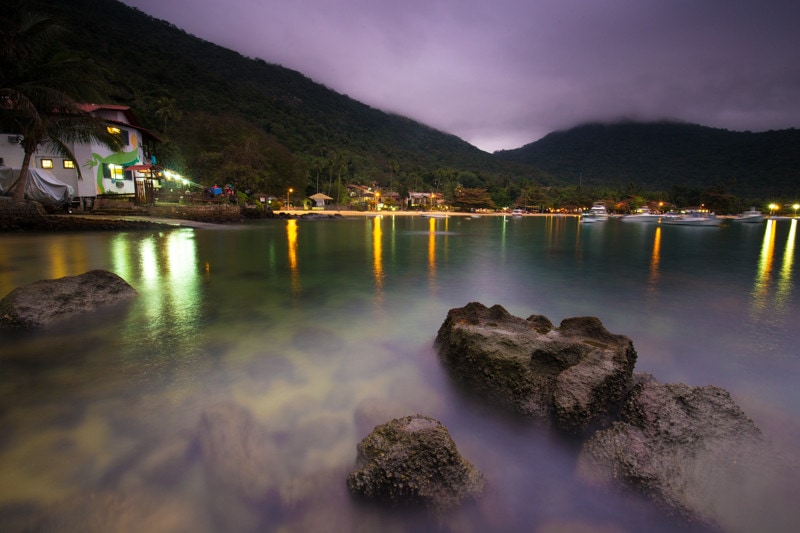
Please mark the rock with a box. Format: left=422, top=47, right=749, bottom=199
left=0, top=269, right=137, bottom=327
left=196, top=402, right=281, bottom=504
left=434, top=302, right=637, bottom=432
left=577, top=374, right=768, bottom=529
left=347, top=414, right=484, bottom=511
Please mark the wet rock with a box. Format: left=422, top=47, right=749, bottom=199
left=196, top=402, right=281, bottom=504
left=347, top=414, right=484, bottom=511
left=434, top=302, right=637, bottom=432
left=0, top=269, right=137, bottom=327
left=577, top=374, right=768, bottom=529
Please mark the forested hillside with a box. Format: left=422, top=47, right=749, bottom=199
left=16, top=1, right=800, bottom=208
left=495, top=121, right=800, bottom=198
left=27, top=0, right=546, bottom=203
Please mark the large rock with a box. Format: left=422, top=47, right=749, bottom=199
left=434, top=302, right=637, bottom=432
left=347, top=414, right=484, bottom=511
left=577, top=374, right=771, bottom=529
left=0, top=269, right=137, bottom=327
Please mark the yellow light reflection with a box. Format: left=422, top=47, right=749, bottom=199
left=164, top=230, right=200, bottom=323
left=649, top=226, right=662, bottom=289
left=138, top=236, right=163, bottom=323
left=286, top=219, right=300, bottom=294
left=775, top=219, right=796, bottom=310
left=428, top=217, right=437, bottom=288
left=751, top=220, right=777, bottom=316
left=111, top=235, right=132, bottom=281
left=373, top=216, right=384, bottom=295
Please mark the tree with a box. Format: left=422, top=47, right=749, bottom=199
left=154, top=96, right=182, bottom=133
left=0, top=6, right=121, bottom=203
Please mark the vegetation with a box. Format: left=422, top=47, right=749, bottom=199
left=13, top=0, right=800, bottom=213
left=0, top=3, right=122, bottom=202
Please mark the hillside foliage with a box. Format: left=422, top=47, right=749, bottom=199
left=18, top=0, right=800, bottom=210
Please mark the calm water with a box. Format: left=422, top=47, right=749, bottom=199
left=1, top=215, right=798, bottom=532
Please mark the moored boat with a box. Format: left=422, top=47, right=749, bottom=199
left=621, top=206, right=660, bottom=222
left=731, top=207, right=765, bottom=223
left=661, top=209, right=724, bottom=226
left=581, top=202, right=610, bottom=223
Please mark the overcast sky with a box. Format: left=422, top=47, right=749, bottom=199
left=120, top=0, right=800, bottom=152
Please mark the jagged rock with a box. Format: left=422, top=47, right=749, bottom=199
left=0, top=269, right=137, bottom=327
left=576, top=374, right=772, bottom=529
left=347, top=414, right=484, bottom=511
left=434, top=302, right=637, bottom=432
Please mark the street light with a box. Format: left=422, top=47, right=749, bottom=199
left=769, top=203, right=778, bottom=217
left=793, top=203, right=799, bottom=217
left=287, top=188, right=293, bottom=209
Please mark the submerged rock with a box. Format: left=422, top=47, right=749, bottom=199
left=434, top=302, right=637, bottom=433
left=0, top=269, right=137, bottom=327
left=577, top=374, right=770, bottom=529
left=347, top=414, right=484, bottom=511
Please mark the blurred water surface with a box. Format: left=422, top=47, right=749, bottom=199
left=1, top=215, right=798, bottom=531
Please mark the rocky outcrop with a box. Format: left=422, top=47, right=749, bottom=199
left=577, top=374, right=773, bottom=529
left=0, top=269, right=137, bottom=327
left=434, top=302, right=637, bottom=433
left=347, top=414, right=484, bottom=511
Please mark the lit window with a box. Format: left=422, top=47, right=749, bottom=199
left=63, top=160, right=75, bottom=169
left=41, top=159, right=53, bottom=169
left=106, top=126, right=130, bottom=145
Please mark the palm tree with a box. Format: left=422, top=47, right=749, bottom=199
left=154, top=96, right=182, bottom=133
left=0, top=7, right=121, bottom=203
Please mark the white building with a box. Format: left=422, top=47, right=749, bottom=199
left=0, top=104, right=161, bottom=207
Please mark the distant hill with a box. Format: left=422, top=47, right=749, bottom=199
left=28, top=0, right=541, bottom=188
left=494, top=121, right=800, bottom=197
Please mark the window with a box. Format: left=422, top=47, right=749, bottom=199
left=102, top=163, right=128, bottom=181
left=63, top=160, right=75, bottom=169
left=41, top=159, right=53, bottom=169
left=107, top=126, right=129, bottom=145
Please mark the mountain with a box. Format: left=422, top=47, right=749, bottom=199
left=26, top=0, right=543, bottom=190
left=495, top=121, right=800, bottom=197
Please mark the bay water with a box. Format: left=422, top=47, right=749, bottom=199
left=1, top=215, right=798, bottom=531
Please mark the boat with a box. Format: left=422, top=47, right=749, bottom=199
left=511, top=209, right=525, bottom=217
left=661, top=209, right=724, bottom=226
left=581, top=202, right=610, bottom=223
left=731, top=207, right=765, bottom=223
left=621, top=206, right=660, bottom=222
left=420, top=212, right=448, bottom=219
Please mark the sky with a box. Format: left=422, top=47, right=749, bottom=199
left=120, top=0, right=800, bottom=153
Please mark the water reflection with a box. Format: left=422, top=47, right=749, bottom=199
left=428, top=217, right=437, bottom=290
left=776, top=219, right=796, bottom=310
left=649, top=226, right=662, bottom=290
left=372, top=216, right=384, bottom=304
left=752, top=219, right=796, bottom=318
left=286, top=219, right=300, bottom=296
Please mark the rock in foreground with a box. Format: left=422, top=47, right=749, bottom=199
left=0, top=269, right=137, bottom=327
left=347, top=414, right=484, bottom=511
left=434, top=302, right=637, bottom=432
left=577, top=375, right=770, bottom=529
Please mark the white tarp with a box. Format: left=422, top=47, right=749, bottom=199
left=0, top=167, right=74, bottom=207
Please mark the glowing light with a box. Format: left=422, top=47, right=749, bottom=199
left=286, top=219, right=300, bottom=294
left=649, top=226, right=662, bottom=289
left=428, top=217, right=437, bottom=287
left=372, top=216, right=384, bottom=302
left=751, top=220, right=777, bottom=315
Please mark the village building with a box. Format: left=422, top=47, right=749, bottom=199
left=0, top=104, right=169, bottom=208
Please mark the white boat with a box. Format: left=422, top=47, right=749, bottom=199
left=731, top=207, right=765, bottom=223
left=661, top=209, right=724, bottom=226
left=581, top=202, right=610, bottom=222
left=621, top=206, right=660, bottom=222
left=420, top=212, right=448, bottom=219
left=511, top=209, right=525, bottom=217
